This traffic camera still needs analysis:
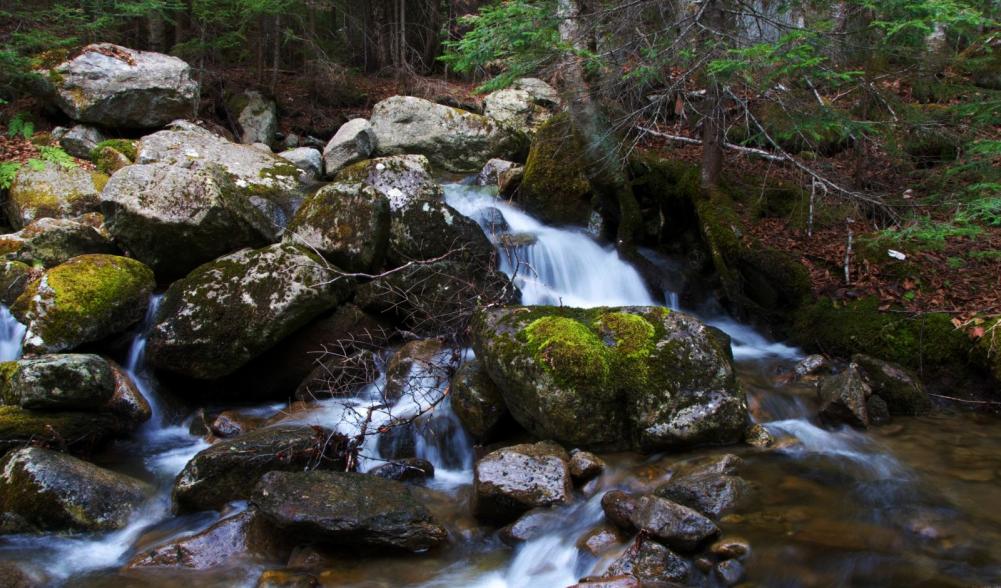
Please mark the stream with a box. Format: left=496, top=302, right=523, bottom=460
left=1, top=182, right=1000, bottom=586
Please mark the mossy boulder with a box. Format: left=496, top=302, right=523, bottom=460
left=173, top=424, right=349, bottom=513
left=335, top=155, right=441, bottom=211
left=147, top=243, right=351, bottom=380
left=0, top=261, right=35, bottom=305
left=471, top=306, right=746, bottom=451
left=101, top=163, right=276, bottom=279
left=0, top=446, right=150, bottom=534
left=284, top=181, right=390, bottom=272
left=228, top=90, right=278, bottom=146
left=517, top=113, right=593, bottom=227
left=12, top=254, right=155, bottom=354
left=852, top=354, right=932, bottom=415
left=451, top=359, right=508, bottom=439
left=0, top=354, right=114, bottom=411
left=6, top=163, right=107, bottom=229
left=0, top=217, right=118, bottom=268
left=90, top=139, right=136, bottom=175
left=0, top=406, right=123, bottom=454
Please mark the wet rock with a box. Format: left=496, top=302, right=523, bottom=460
left=39, top=43, right=198, bottom=128
left=710, top=536, right=751, bottom=560
left=209, top=410, right=264, bottom=438
left=629, top=495, right=719, bottom=551
left=569, top=450, right=606, bottom=485
left=229, top=90, right=277, bottom=145
left=284, top=181, right=390, bottom=272
left=0, top=561, right=43, bottom=587
left=604, top=534, right=692, bottom=584
left=101, top=163, right=276, bottom=278
left=654, top=473, right=751, bottom=519
left=147, top=243, right=351, bottom=380
left=59, top=125, right=105, bottom=159
left=817, top=364, right=872, bottom=428
left=369, top=96, right=520, bottom=172
left=474, top=441, right=573, bottom=523
left=866, top=394, right=891, bottom=426
left=0, top=406, right=125, bottom=454
left=669, top=453, right=743, bottom=479
left=0, top=446, right=149, bottom=533
left=794, top=354, right=828, bottom=378
left=577, top=524, right=626, bottom=556
left=256, top=570, right=319, bottom=588
left=107, top=360, right=152, bottom=427
left=128, top=509, right=284, bottom=569
left=385, top=184, right=494, bottom=267
left=450, top=359, right=508, bottom=440
left=477, top=159, right=518, bottom=187
left=472, top=306, right=746, bottom=451
left=383, top=339, right=446, bottom=402
left=517, top=113, right=592, bottom=226
left=0, top=261, right=34, bottom=305
left=251, top=470, right=447, bottom=552
left=569, top=576, right=640, bottom=588
left=0, top=354, right=114, bottom=411
left=715, top=558, right=745, bottom=586
left=601, top=490, right=640, bottom=530
left=278, top=147, right=322, bottom=181
left=743, top=423, right=774, bottom=448
left=498, top=507, right=565, bottom=545
left=497, top=232, right=538, bottom=249
left=173, top=425, right=349, bottom=512
left=322, top=118, right=376, bottom=177
left=6, top=162, right=106, bottom=229
left=469, top=206, right=509, bottom=235
left=12, top=254, right=155, bottom=354
left=370, top=458, right=435, bottom=483
left=0, top=217, right=118, bottom=268
left=498, top=166, right=524, bottom=197
left=853, top=354, right=932, bottom=415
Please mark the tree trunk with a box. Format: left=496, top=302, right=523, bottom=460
left=700, top=0, right=725, bottom=189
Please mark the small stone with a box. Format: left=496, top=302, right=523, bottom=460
left=499, top=508, right=564, bottom=545
left=744, top=423, right=774, bottom=448
left=601, top=490, right=639, bottom=530
left=569, top=450, right=606, bottom=485
left=710, top=536, right=751, bottom=559
left=256, top=570, right=319, bottom=588
left=715, top=558, right=745, bottom=586
left=604, top=534, right=691, bottom=584
left=794, top=354, right=827, bottom=377
left=370, top=458, right=435, bottom=483
left=576, top=524, right=625, bottom=556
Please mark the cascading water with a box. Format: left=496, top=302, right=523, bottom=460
left=0, top=304, right=26, bottom=361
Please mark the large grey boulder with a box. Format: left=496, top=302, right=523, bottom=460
left=472, top=306, right=746, bottom=451
left=40, top=43, right=197, bottom=128
left=147, top=243, right=351, bottom=379
left=335, top=155, right=440, bottom=211
left=251, top=470, right=448, bottom=552
left=0, top=447, right=150, bottom=533
left=483, top=78, right=560, bottom=137
left=322, top=118, right=376, bottom=177
left=101, top=163, right=275, bottom=278
left=6, top=163, right=107, bottom=230
left=369, top=96, right=519, bottom=172
left=474, top=441, right=573, bottom=523
left=0, top=216, right=118, bottom=268
left=229, top=90, right=278, bottom=145
left=0, top=354, right=114, bottom=411
left=59, top=125, right=106, bottom=159
left=278, top=147, right=322, bottom=181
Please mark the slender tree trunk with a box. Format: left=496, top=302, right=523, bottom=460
left=700, top=0, right=725, bottom=189
left=271, top=14, right=281, bottom=92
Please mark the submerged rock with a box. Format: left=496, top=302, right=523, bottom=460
left=12, top=254, right=155, bottom=354
left=499, top=507, right=565, bottom=545
left=450, top=359, right=508, bottom=440
left=6, top=163, right=106, bottom=230
left=576, top=524, right=626, bottom=556
left=473, top=441, right=573, bottom=523
left=251, top=470, right=447, bottom=552
left=322, top=118, right=376, bottom=177
left=0, top=217, right=118, bottom=268
left=472, top=306, right=746, bottom=451
left=654, top=472, right=751, bottom=519
left=0, top=447, right=149, bottom=533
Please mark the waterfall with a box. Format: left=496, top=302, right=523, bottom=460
left=0, top=304, right=26, bottom=361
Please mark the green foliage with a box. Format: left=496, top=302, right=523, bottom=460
left=0, top=162, right=19, bottom=191
left=35, top=146, right=76, bottom=170
left=0, top=146, right=76, bottom=191
left=876, top=218, right=982, bottom=248
left=6, top=113, right=34, bottom=139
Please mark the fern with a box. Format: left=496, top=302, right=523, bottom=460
left=0, top=161, right=19, bottom=190
left=6, top=112, right=34, bottom=139
left=35, top=145, right=76, bottom=169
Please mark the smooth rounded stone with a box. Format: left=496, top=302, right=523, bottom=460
left=173, top=425, right=349, bottom=512
left=744, top=423, right=775, bottom=448
left=128, top=509, right=284, bottom=569
left=278, top=147, right=322, bottom=180
left=818, top=364, right=872, bottom=428
left=498, top=166, right=524, bottom=197
left=0, top=217, right=118, bottom=268
left=383, top=339, right=446, bottom=402
left=569, top=450, right=606, bottom=485
left=654, top=473, right=751, bottom=519
left=715, top=558, right=745, bottom=586
left=284, top=181, right=390, bottom=272
left=322, top=118, right=376, bottom=177
left=601, top=490, right=640, bottom=530
left=229, top=90, right=278, bottom=145
left=369, top=96, right=520, bottom=172
left=474, top=441, right=573, bottom=523
left=6, top=162, right=106, bottom=229
left=101, top=163, right=276, bottom=279
left=450, top=359, right=508, bottom=440
left=569, top=576, right=640, bottom=588
left=370, top=458, right=435, bottom=483
left=0, top=446, right=150, bottom=533
left=39, top=43, right=197, bottom=128
left=576, top=524, right=626, bottom=556
left=335, top=155, right=440, bottom=212
left=209, top=410, right=264, bottom=438
left=147, top=243, right=350, bottom=380
left=107, top=360, right=152, bottom=426
left=471, top=306, right=747, bottom=451
left=251, top=470, right=447, bottom=552
left=710, top=536, right=751, bottom=560
left=0, top=261, right=34, bottom=305
left=0, top=354, right=114, bottom=411
left=794, top=354, right=828, bottom=378
left=12, top=254, right=155, bottom=354
left=625, top=495, right=719, bottom=552
left=59, top=124, right=106, bottom=159
left=256, top=570, right=319, bottom=588
left=498, top=507, right=565, bottom=545
left=853, top=354, right=932, bottom=415
left=604, top=534, right=692, bottom=585
left=477, top=159, right=518, bottom=187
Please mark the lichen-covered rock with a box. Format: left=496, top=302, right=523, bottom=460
left=569, top=450, right=606, bottom=485
left=603, top=534, right=692, bottom=585
left=278, top=147, right=322, bottom=181
left=477, top=159, right=518, bottom=187
left=251, top=470, right=447, bottom=551
left=387, top=191, right=495, bottom=265
left=852, top=354, right=932, bottom=415
left=473, top=441, right=572, bottom=523
left=101, top=163, right=275, bottom=278
left=39, top=43, right=198, bottom=128
left=517, top=113, right=592, bottom=226
left=0, top=217, right=118, bottom=268
left=322, top=118, right=376, bottom=177
left=451, top=359, right=508, bottom=439
left=0, top=354, right=114, bottom=411
left=335, top=155, right=440, bottom=211
left=59, top=125, right=105, bottom=159
left=654, top=472, right=751, bottom=519
left=369, top=96, right=519, bottom=172
left=284, top=182, right=390, bottom=272
left=147, top=243, right=350, bottom=380
left=229, top=90, right=278, bottom=145
left=817, top=364, right=872, bottom=428
left=0, top=446, right=150, bottom=533
left=605, top=492, right=719, bottom=552
left=472, top=306, right=746, bottom=451
left=12, top=254, right=155, bottom=354
left=0, top=406, right=122, bottom=454
left=173, top=425, right=349, bottom=512
left=0, top=261, right=34, bottom=305
left=6, top=163, right=107, bottom=229
left=483, top=78, right=560, bottom=138
left=91, top=143, right=134, bottom=176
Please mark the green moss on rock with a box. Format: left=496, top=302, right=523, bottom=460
left=518, top=113, right=593, bottom=226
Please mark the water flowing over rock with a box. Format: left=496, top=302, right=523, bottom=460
left=39, top=43, right=197, bottom=128
left=12, top=254, right=155, bottom=354
left=473, top=441, right=573, bottom=523
left=0, top=446, right=150, bottom=533
left=450, top=359, right=508, bottom=440
left=147, top=243, right=350, bottom=380
left=0, top=217, right=118, bottom=268
left=6, top=163, right=107, bottom=230
left=251, top=470, right=448, bottom=552
left=369, top=96, right=519, bottom=172
left=323, top=118, right=376, bottom=177
left=101, top=163, right=276, bottom=278
left=472, top=306, right=747, bottom=451
left=229, top=90, right=278, bottom=145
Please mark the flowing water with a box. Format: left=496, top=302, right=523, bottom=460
left=1, top=183, right=1000, bottom=586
